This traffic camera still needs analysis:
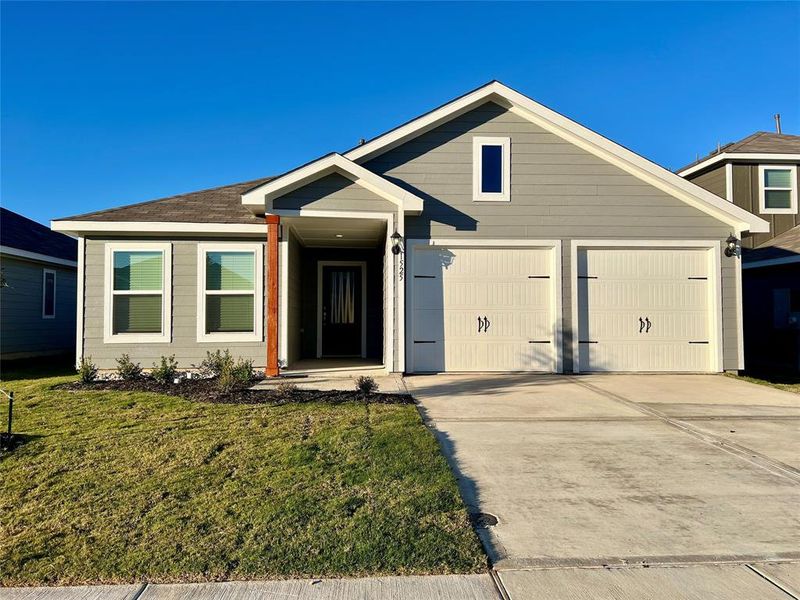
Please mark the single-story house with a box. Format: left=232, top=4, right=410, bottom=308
left=678, top=132, right=799, bottom=374
left=52, top=81, right=769, bottom=375
left=1, top=208, right=78, bottom=360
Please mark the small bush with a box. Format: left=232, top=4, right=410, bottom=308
left=115, top=354, right=142, bottom=381
left=151, top=355, right=178, bottom=384
left=275, top=381, right=300, bottom=398
left=355, top=375, right=378, bottom=395
left=199, top=349, right=232, bottom=377
left=217, top=357, right=253, bottom=392
left=77, top=356, right=98, bottom=383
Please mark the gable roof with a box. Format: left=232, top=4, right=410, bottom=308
left=743, top=224, right=800, bottom=268
left=241, top=153, right=424, bottom=215
left=335, top=80, right=767, bottom=233
left=1, top=208, right=78, bottom=264
left=677, top=132, right=800, bottom=176
left=58, top=176, right=274, bottom=224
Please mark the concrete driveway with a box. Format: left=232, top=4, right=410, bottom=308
left=406, top=373, right=800, bottom=599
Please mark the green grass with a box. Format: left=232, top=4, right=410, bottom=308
left=0, top=370, right=485, bottom=585
left=727, top=372, right=800, bottom=394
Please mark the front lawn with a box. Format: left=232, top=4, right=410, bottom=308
left=727, top=372, right=800, bottom=394
left=0, top=369, right=485, bottom=585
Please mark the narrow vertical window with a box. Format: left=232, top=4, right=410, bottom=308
left=473, top=136, right=511, bottom=201
left=42, top=269, right=56, bottom=318
left=104, top=243, right=171, bottom=343
left=197, top=243, right=263, bottom=342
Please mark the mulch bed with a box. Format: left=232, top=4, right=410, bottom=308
left=54, top=378, right=413, bottom=406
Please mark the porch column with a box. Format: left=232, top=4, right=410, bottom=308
left=266, top=215, right=280, bottom=377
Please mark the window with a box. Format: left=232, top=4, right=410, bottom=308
left=104, top=243, right=171, bottom=343
left=197, top=243, right=263, bottom=342
left=759, top=165, right=797, bottom=214
left=42, top=269, right=56, bottom=318
left=473, top=136, right=511, bottom=201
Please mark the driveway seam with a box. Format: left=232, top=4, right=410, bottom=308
left=568, top=377, right=800, bottom=485
left=130, top=583, right=149, bottom=600
left=746, top=564, right=800, bottom=599
left=489, top=569, right=512, bottom=600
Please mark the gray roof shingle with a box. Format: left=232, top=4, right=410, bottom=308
left=679, top=132, right=800, bottom=173
left=1, top=208, right=78, bottom=261
left=58, top=176, right=275, bottom=224
left=743, top=225, right=800, bottom=265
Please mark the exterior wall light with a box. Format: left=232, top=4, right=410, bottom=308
left=390, top=231, right=404, bottom=255
left=724, top=234, right=740, bottom=257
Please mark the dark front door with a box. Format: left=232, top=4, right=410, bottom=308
left=321, top=265, right=363, bottom=357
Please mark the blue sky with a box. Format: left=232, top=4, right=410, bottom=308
left=2, top=1, right=799, bottom=226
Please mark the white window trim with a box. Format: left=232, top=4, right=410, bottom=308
left=473, top=136, right=511, bottom=202
left=758, top=164, right=798, bottom=215
left=104, top=242, right=172, bottom=344
left=196, top=242, right=264, bottom=343
left=42, top=268, right=56, bottom=319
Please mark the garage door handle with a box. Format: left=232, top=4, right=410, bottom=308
left=645, top=317, right=652, bottom=333
left=639, top=317, right=645, bottom=333
left=477, top=316, right=483, bottom=333
left=484, top=316, right=491, bottom=332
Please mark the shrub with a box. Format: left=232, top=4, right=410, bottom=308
left=199, top=349, right=232, bottom=377
left=355, top=375, right=378, bottom=395
left=78, top=356, right=98, bottom=383
left=217, top=357, right=253, bottom=392
left=151, top=355, right=178, bottom=384
left=115, top=354, right=142, bottom=380
left=275, top=381, right=300, bottom=398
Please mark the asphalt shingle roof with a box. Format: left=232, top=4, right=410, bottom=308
left=59, top=176, right=276, bottom=224
left=743, top=225, right=800, bottom=265
left=679, top=132, right=800, bottom=173
left=1, top=208, right=78, bottom=261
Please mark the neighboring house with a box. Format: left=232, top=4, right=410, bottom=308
left=0, top=208, right=78, bottom=360
left=678, top=132, right=800, bottom=374
left=52, top=81, right=768, bottom=375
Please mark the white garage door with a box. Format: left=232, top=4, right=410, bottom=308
left=410, top=245, right=557, bottom=372
left=577, top=247, right=716, bottom=372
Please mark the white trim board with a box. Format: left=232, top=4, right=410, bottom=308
left=0, top=245, right=78, bottom=268
left=241, top=154, right=424, bottom=215
left=195, top=242, right=264, bottom=343
left=316, top=261, right=368, bottom=359
left=405, top=238, right=563, bottom=374
left=569, top=239, right=724, bottom=374
left=75, top=237, right=85, bottom=368
left=678, top=153, right=800, bottom=177
left=338, top=81, right=767, bottom=234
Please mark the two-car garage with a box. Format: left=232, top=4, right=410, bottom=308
left=407, top=241, right=722, bottom=374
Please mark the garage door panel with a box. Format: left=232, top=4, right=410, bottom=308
left=412, top=245, right=556, bottom=372
left=578, top=247, right=714, bottom=372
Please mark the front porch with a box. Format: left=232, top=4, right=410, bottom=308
left=278, top=213, right=397, bottom=375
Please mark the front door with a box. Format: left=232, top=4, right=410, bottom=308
left=321, top=264, right=363, bottom=357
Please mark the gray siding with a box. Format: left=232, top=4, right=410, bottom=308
left=0, top=255, right=76, bottom=358
left=730, top=163, right=800, bottom=249
left=83, top=238, right=267, bottom=370
left=689, top=165, right=727, bottom=199
left=273, top=173, right=395, bottom=213
left=365, top=101, right=739, bottom=371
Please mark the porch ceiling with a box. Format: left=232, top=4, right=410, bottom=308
left=285, top=216, right=386, bottom=248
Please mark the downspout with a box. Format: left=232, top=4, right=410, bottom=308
left=265, top=215, right=280, bottom=377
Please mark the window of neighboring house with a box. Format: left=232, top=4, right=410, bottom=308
left=759, top=165, right=798, bottom=214
left=42, top=269, right=56, bottom=318
left=197, top=243, right=263, bottom=342
left=473, top=136, right=511, bottom=201
left=773, top=288, right=800, bottom=329
left=104, top=243, right=171, bottom=343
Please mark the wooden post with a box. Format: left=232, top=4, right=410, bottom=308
left=265, top=215, right=280, bottom=377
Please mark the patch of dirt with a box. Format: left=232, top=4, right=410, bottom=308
left=54, top=378, right=413, bottom=406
